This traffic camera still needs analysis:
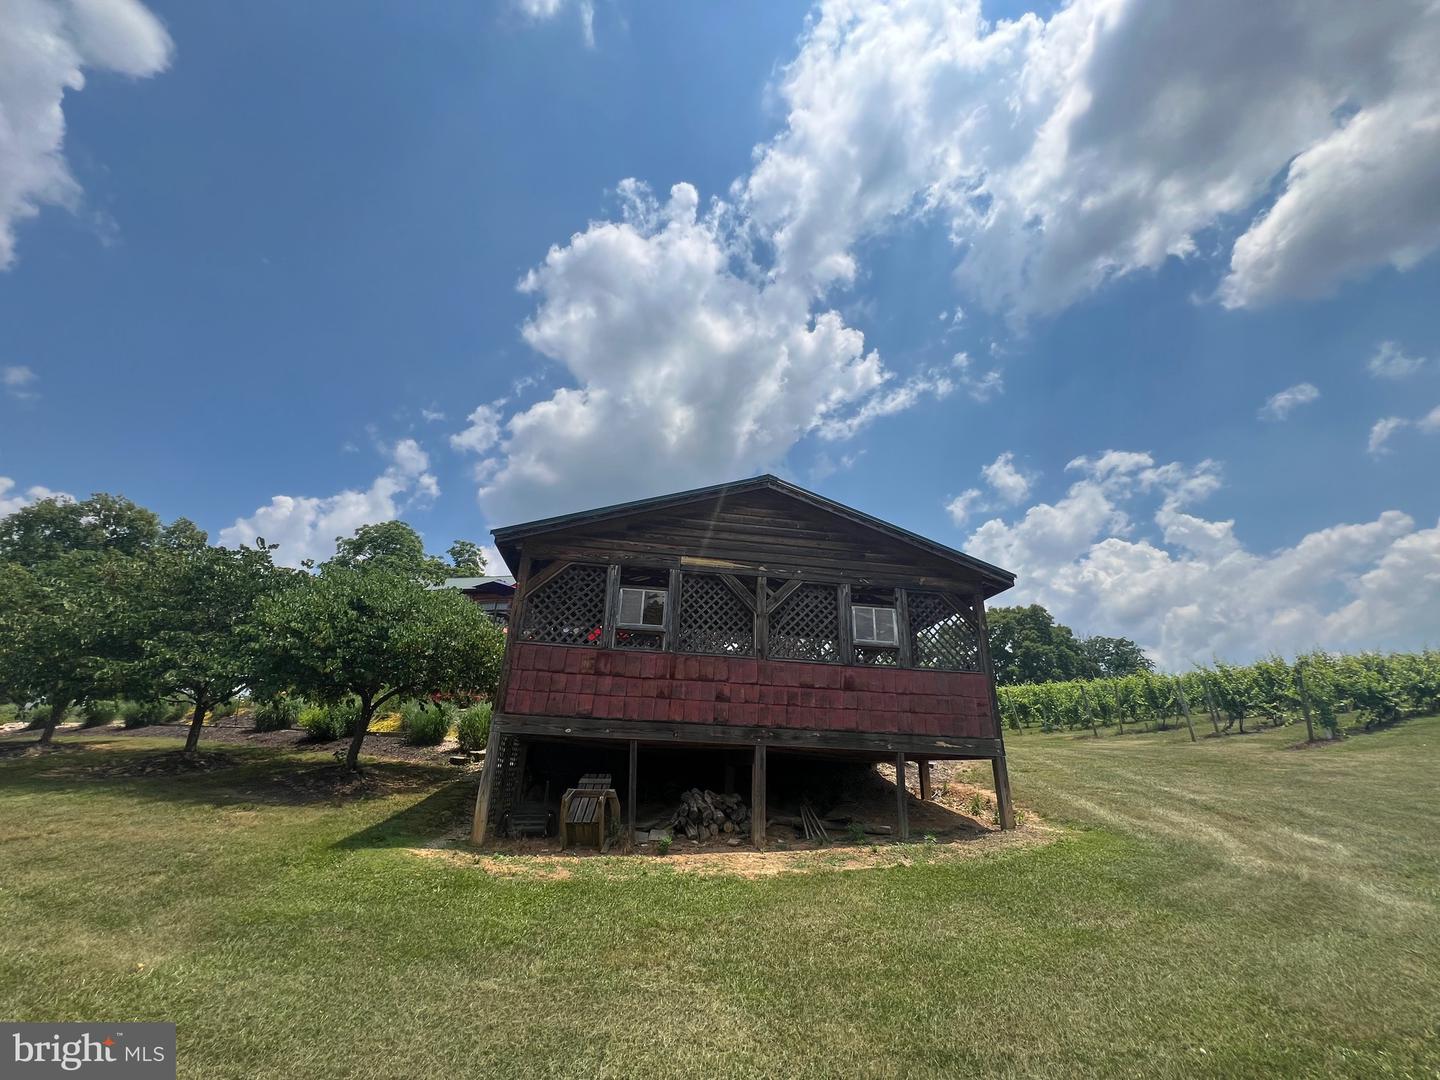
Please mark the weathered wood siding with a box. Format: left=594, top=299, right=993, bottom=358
left=504, top=642, right=997, bottom=739
left=521, top=489, right=988, bottom=591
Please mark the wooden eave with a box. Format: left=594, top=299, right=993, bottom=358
left=491, top=475, right=1016, bottom=598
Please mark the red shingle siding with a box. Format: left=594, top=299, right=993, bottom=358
left=503, top=643, right=995, bottom=738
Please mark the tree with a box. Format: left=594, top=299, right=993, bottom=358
left=0, top=493, right=160, bottom=567
left=126, top=532, right=290, bottom=752
left=328, top=521, right=448, bottom=584
left=1080, top=635, right=1155, bottom=679
left=447, top=540, right=488, bottom=575
left=986, top=605, right=1089, bottom=685
left=253, top=564, right=505, bottom=770
left=0, top=495, right=163, bottom=744
left=0, top=555, right=136, bottom=743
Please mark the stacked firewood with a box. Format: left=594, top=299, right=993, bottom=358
left=670, top=788, right=749, bottom=841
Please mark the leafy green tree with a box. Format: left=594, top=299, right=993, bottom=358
left=447, top=540, right=488, bottom=574
left=253, top=563, right=505, bottom=770
left=1080, top=635, right=1155, bottom=678
left=126, top=532, right=291, bottom=752
left=327, top=521, right=449, bottom=584
left=0, top=493, right=160, bottom=567
left=0, top=495, right=164, bottom=744
left=0, top=555, right=136, bottom=743
left=986, top=604, right=1089, bottom=685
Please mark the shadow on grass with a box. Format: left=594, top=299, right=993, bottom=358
left=0, top=735, right=456, bottom=811
left=333, top=782, right=474, bottom=851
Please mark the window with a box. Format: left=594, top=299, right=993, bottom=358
left=618, top=587, right=667, bottom=629
left=851, top=605, right=898, bottom=646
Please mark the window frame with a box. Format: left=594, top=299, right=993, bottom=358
left=850, top=604, right=899, bottom=647
left=616, top=585, right=668, bottom=631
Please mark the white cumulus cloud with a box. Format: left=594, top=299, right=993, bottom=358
left=0, top=0, right=172, bottom=269
left=217, top=439, right=440, bottom=568
left=1367, top=341, right=1429, bottom=380
left=964, top=448, right=1440, bottom=668
left=981, top=451, right=1033, bottom=505
left=1367, top=404, right=1440, bottom=458
left=1259, top=382, right=1320, bottom=421
left=744, top=0, right=1440, bottom=318
left=456, top=182, right=888, bottom=524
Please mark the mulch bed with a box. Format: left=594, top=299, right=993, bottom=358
left=69, top=749, right=240, bottom=779
left=107, top=712, right=467, bottom=768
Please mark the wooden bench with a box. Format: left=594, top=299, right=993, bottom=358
left=560, top=773, right=621, bottom=851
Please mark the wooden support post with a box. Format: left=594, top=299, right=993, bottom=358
left=895, top=752, right=910, bottom=841
left=974, top=591, right=1015, bottom=832
left=991, top=753, right=1015, bottom=830
left=917, top=758, right=932, bottom=802
left=1203, top=682, right=1223, bottom=736
left=751, top=743, right=767, bottom=849
left=627, top=739, right=638, bottom=849
left=1082, top=684, right=1098, bottom=738
left=470, top=722, right=504, bottom=844
left=1296, top=664, right=1316, bottom=743
left=1176, top=679, right=1197, bottom=743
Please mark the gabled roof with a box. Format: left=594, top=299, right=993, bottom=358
left=491, top=474, right=1015, bottom=592
left=429, top=576, right=516, bottom=594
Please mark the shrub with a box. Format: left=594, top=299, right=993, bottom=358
left=121, top=700, right=169, bottom=729
left=455, top=702, right=492, bottom=752
left=298, top=699, right=363, bottom=741
left=80, top=699, right=120, bottom=727
left=400, top=701, right=449, bottom=746
left=253, top=694, right=302, bottom=732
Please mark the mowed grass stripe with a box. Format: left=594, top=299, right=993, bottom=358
left=1, top=723, right=1437, bottom=1078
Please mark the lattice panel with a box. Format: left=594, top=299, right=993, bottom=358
left=519, top=564, right=607, bottom=646
left=678, top=573, right=754, bottom=656
left=908, top=591, right=981, bottom=671
left=769, top=582, right=840, bottom=663
left=854, top=644, right=899, bottom=666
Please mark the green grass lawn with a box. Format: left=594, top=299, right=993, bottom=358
left=2, top=720, right=1437, bottom=1079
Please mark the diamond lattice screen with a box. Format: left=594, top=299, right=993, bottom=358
left=519, top=564, right=607, bottom=646
left=768, top=582, right=841, bottom=663
left=677, top=574, right=754, bottom=656
left=908, top=591, right=981, bottom=671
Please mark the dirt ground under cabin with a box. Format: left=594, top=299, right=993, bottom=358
left=3, top=711, right=1046, bottom=872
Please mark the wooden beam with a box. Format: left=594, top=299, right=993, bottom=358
left=974, top=592, right=1015, bottom=830
left=627, top=739, right=638, bottom=849
left=470, top=722, right=504, bottom=844
left=917, top=757, right=932, bottom=802
left=754, top=576, right=768, bottom=659
left=664, top=568, right=681, bottom=650
left=751, top=743, right=767, bottom=849
left=490, top=553, right=532, bottom=716
left=991, top=753, right=1015, bottom=830
left=522, top=558, right=573, bottom=596
left=490, top=712, right=1004, bottom=759
left=895, top=588, right=914, bottom=669
left=601, top=564, right=621, bottom=650
left=768, top=577, right=804, bottom=611
left=838, top=582, right=853, bottom=666
left=895, top=752, right=909, bottom=841
left=719, top=573, right=758, bottom=610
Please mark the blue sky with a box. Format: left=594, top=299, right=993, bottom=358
left=1, top=0, right=1438, bottom=668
